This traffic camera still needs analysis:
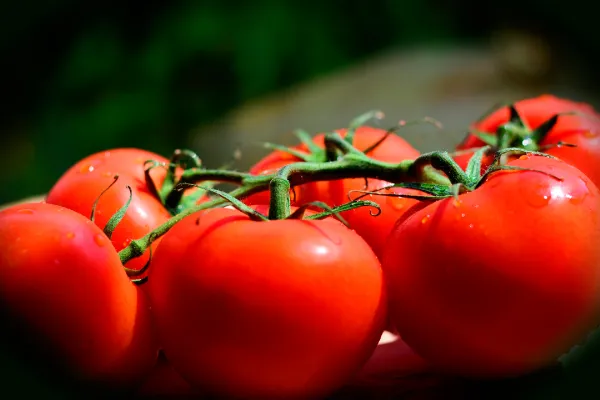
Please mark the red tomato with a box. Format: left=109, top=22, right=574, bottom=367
left=382, top=154, right=600, bottom=377
left=247, top=127, right=421, bottom=259
left=455, top=95, right=600, bottom=185
left=0, top=202, right=158, bottom=387
left=147, top=205, right=387, bottom=399
left=46, top=148, right=173, bottom=274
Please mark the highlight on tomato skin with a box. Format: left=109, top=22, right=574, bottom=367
left=0, top=202, right=159, bottom=389
left=146, top=205, right=388, bottom=399
left=381, top=154, right=600, bottom=378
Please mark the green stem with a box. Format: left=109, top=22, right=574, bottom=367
left=178, top=168, right=252, bottom=185
left=323, top=132, right=368, bottom=157
left=409, top=151, right=470, bottom=186
left=268, top=178, right=292, bottom=219
left=164, top=169, right=252, bottom=210
left=118, top=153, right=453, bottom=265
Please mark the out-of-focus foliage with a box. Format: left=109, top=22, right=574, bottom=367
left=0, top=0, right=457, bottom=203
left=1, top=0, right=598, bottom=203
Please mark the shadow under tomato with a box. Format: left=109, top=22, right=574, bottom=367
left=0, top=304, right=133, bottom=399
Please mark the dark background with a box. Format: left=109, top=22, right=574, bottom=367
left=2, top=2, right=600, bottom=398
left=1, top=0, right=598, bottom=204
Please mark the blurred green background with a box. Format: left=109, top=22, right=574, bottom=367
left=2, top=0, right=599, bottom=204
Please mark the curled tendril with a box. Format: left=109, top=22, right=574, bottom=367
left=171, top=149, right=202, bottom=170
left=478, top=165, right=564, bottom=188
left=124, top=233, right=156, bottom=277
left=347, top=188, right=444, bottom=202
left=367, top=204, right=382, bottom=217
left=144, top=159, right=167, bottom=171
left=347, top=184, right=392, bottom=203
left=90, top=175, right=120, bottom=222
left=302, top=200, right=382, bottom=224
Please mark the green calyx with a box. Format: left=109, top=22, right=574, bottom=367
left=352, top=146, right=560, bottom=202
left=144, top=149, right=218, bottom=215
left=470, top=104, right=579, bottom=152
left=260, top=110, right=386, bottom=164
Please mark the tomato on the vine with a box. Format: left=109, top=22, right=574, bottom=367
left=147, top=205, right=387, bottom=399
left=0, top=202, right=158, bottom=387
left=246, top=126, right=422, bottom=259
left=382, top=154, right=600, bottom=377
left=46, top=148, right=174, bottom=274
left=455, top=95, right=600, bottom=186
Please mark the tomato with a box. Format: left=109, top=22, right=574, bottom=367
left=381, top=154, right=600, bottom=377
left=455, top=95, right=600, bottom=185
left=0, top=202, right=158, bottom=387
left=147, top=205, right=387, bottom=399
left=46, top=148, right=174, bottom=274
left=247, top=127, right=421, bottom=259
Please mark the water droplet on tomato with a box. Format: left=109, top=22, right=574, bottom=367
left=468, top=223, right=474, bottom=229
left=16, top=208, right=34, bottom=214
left=94, top=234, right=106, bottom=246
left=79, top=164, right=96, bottom=174
left=454, top=212, right=466, bottom=222
left=121, top=238, right=132, bottom=248
left=421, top=214, right=430, bottom=224
left=583, top=131, right=598, bottom=138
left=66, top=232, right=75, bottom=239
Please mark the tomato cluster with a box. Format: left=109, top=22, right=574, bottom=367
left=1, top=94, right=600, bottom=399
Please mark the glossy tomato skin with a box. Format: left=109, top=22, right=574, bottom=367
left=247, top=127, right=421, bottom=259
left=343, top=185, right=423, bottom=260
left=0, top=202, right=158, bottom=387
left=456, top=95, right=600, bottom=185
left=148, top=205, right=387, bottom=399
left=382, top=155, right=600, bottom=377
left=46, top=148, right=173, bottom=273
